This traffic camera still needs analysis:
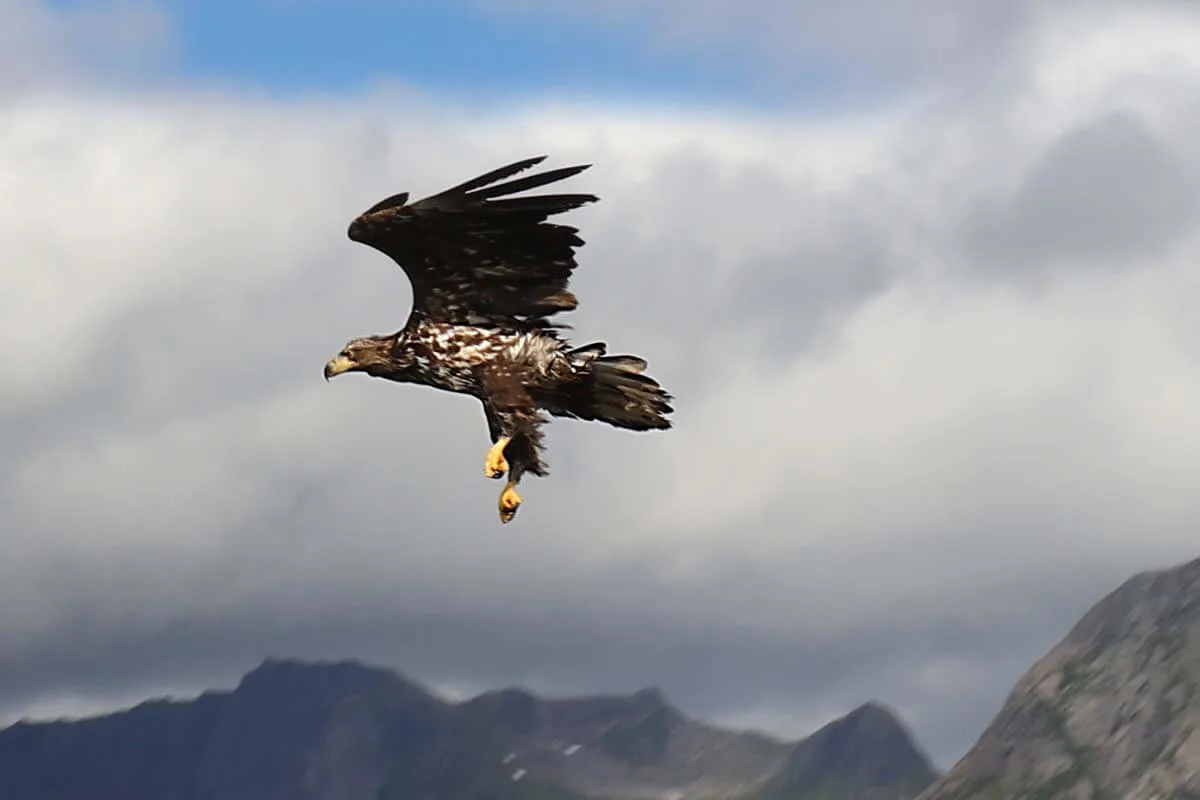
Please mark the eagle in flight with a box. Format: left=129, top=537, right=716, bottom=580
left=323, top=156, right=674, bottom=523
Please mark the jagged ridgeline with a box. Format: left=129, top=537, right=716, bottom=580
left=0, top=657, right=938, bottom=800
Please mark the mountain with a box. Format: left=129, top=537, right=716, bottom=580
left=760, top=702, right=939, bottom=800
left=919, top=553, right=1200, bottom=800
left=460, top=684, right=794, bottom=798
left=0, top=658, right=570, bottom=800
left=0, top=656, right=938, bottom=800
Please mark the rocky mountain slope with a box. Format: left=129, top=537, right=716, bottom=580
left=760, top=702, right=939, bottom=800
left=919, top=553, right=1200, bottom=800
left=0, top=657, right=938, bottom=800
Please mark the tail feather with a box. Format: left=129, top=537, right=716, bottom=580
left=553, top=349, right=673, bottom=431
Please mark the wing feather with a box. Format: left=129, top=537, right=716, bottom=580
left=347, top=156, right=598, bottom=329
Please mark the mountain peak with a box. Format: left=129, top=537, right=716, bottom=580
left=232, top=657, right=436, bottom=714
left=760, top=702, right=938, bottom=800
left=628, top=686, right=679, bottom=717
left=241, top=655, right=395, bottom=680
left=844, top=700, right=903, bottom=724
left=830, top=701, right=920, bottom=745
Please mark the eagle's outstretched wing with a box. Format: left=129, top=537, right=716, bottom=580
left=347, top=155, right=598, bottom=330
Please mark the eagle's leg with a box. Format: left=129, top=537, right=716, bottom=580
left=484, top=436, right=512, bottom=479
left=498, top=477, right=522, bottom=524
left=497, top=456, right=527, bottom=523
left=480, top=396, right=545, bottom=523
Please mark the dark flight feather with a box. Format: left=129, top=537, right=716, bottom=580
left=347, top=156, right=599, bottom=331
left=437, top=154, right=549, bottom=196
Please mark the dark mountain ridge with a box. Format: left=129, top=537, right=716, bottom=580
left=0, top=656, right=938, bottom=800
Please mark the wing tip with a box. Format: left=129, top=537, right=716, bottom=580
left=471, top=161, right=594, bottom=202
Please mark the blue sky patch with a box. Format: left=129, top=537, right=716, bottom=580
left=106, top=0, right=797, bottom=108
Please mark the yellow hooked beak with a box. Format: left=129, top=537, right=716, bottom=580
left=323, top=355, right=356, bottom=381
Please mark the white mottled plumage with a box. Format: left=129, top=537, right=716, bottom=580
left=402, top=320, right=571, bottom=396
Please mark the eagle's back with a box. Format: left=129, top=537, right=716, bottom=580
left=405, top=320, right=565, bottom=396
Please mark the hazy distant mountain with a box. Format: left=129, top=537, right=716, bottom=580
left=0, top=657, right=938, bottom=800
left=460, top=684, right=794, bottom=797
left=760, top=702, right=939, bottom=800
left=919, top=553, right=1200, bottom=800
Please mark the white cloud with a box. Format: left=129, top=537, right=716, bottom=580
left=5, top=0, right=1200, bottom=771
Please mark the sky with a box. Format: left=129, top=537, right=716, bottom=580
left=4, top=0, right=1200, bottom=772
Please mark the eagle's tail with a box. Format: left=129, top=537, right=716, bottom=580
left=556, top=342, right=673, bottom=431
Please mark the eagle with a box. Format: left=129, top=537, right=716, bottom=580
left=323, top=155, right=674, bottom=523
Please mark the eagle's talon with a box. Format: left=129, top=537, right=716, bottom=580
left=498, top=482, right=522, bottom=524
left=484, top=436, right=511, bottom=480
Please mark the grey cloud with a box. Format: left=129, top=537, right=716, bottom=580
left=723, top=177, right=903, bottom=361
left=0, top=522, right=1131, bottom=768
left=965, top=111, right=1199, bottom=271
left=574, top=148, right=902, bottom=371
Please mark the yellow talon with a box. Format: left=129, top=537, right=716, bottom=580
left=498, top=481, right=522, bottom=524
left=484, top=436, right=511, bottom=479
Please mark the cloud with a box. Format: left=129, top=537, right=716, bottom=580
left=476, top=0, right=1025, bottom=87
left=965, top=110, right=1198, bottom=271
left=0, top=0, right=172, bottom=94
left=6, top=0, right=1200, bottom=773
left=475, top=0, right=1188, bottom=100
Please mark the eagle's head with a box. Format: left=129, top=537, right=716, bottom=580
left=324, top=335, right=410, bottom=381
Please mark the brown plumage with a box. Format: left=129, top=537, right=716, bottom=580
left=323, top=155, right=673, bottom=523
